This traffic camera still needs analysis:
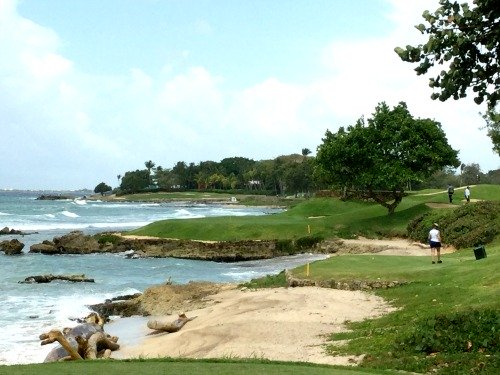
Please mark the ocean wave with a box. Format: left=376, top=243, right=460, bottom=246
left=0, top=211, right=11, bottom=215
left=174, top=208, right=204, bottom=218
left=8, top=221, right=150, bottom=231
left=221, top=270, right=269, bottom=281
left=0, top=289, right=142, bottom=365
left=73, top=199, right=87, bottom=205
left=61, top=210, right=79, bottom=218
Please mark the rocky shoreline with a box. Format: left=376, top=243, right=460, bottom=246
left=25, top=230, right=331, bottom=261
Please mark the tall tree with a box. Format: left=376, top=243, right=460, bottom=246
left=461, top=163, right=483, bottom=185
left=120, top=170, right=150, bottom=194
left=482, top=109, right=500, bottom=155
left=144, top=160, right=156, bottom=185
left=315, top=102, right=460, bottom=214
left=395, top=0, right=499, bottom=110
left=94, top=182, right=112, bottom=196
left=219, top=157, right=255, bottom=188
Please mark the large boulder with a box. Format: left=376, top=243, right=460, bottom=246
left=52, top=231, right=100, bottom=254
left=30, top=241, right=59, bottom=254
left=0, top=239, right=25, bottom=255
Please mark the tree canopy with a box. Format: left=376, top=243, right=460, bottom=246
left=120, top=170, right=150, bottom=193
left=315, top=102, right=460, bottom=214
left=395, top=0, right=499, bottom=110
left=94, top=182, right=112, bottom=195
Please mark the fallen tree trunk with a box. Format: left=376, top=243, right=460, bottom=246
left=147, top=313, right=196, bottom=333
left=40, top=330, right=83, bottom=361
left=40, top=313, right=119, bottom=362
left=83, top=331, right=120, bottom=359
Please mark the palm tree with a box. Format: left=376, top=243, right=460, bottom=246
left=145, top=160, right=156, bottom=186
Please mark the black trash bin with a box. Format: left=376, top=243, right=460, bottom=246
left=473, top=245, right=487, bottom=260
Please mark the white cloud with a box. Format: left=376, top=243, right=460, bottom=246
left=0, top=0, right=497, bottom=189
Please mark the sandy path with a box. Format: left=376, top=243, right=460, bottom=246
left=110, top=286, right=396, bottom=366
left=339, top=237, right=455, bottom=256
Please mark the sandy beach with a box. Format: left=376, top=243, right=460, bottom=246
left=105, top=238, right=441, bottom=366
left=107, top=286, right=395, bottom=366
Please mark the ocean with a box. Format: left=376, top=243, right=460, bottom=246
left=0, top=190, right=327, bottom=365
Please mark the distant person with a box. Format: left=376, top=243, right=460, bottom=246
left=464, top=186, right=471, bottom=203
left=428, top=223, right=442, bottom=264
left=447, top=185, right=454, bottom=203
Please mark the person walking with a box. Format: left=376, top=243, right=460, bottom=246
left=464, top=186, right=471, bottom=203
left=447, top=185, right=454, bottom=203
left=428, top=223, right=442, bottom=264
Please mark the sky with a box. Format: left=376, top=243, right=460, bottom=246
left=1, top=0, right=498, bottom=190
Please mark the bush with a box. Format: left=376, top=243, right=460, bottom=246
left=395, top=309, right=499, bottom=354
left=275, top=239, right=294, bottom=253
left=295, top=235, right=324, bottom=250
left=407, top=201, right=500, bottom=248
left=94, top=233, right=122, bottom=245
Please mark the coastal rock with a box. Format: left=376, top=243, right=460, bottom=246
left=113, top=237, right=283, bottom=261
left=285, top=270, right=409, bottom=290
left=30, top=241, right=59, bottom=254
left=52, top=231, right=100, bottom=254
left=0, top=239, right=25, bottom=255
left=89, top=299, right=142, bottom=318
left=30, top=231, right=328, bottom=260
left=20, top=274, right=95, bottom=284
left=36, top=194, right=75, bottom=200
left=0, top=227, right=25, bottom=235
left=89, top=281, right=225, bottom=318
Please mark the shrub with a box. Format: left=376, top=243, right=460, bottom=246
left=407, top=201, right=500, bottom=248
left=295, top=235, right=324, bottom=250
left=94, top=233, right=122, bottom=245
left=395, top=309, right=499, bottom=354
left=275, top=239, right=294, bottom=253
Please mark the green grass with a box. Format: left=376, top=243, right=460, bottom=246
left=0, top=358, right=397, bottom=375
left=129, top=184, right=499, bottom=241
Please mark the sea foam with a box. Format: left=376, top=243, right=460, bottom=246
left=61, top=210, right=79, bottom=218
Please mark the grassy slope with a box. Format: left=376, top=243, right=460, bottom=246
left=129, top=185, right=499, bottom=241
left=315, top=241, right=500, bottom=373
left=4, top=185, right=499, bottom=374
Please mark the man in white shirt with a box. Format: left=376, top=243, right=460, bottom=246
left=428, top=223, right=442, bottom=264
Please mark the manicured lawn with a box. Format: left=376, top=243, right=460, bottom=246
left=0, top=358, right=396, bottom=375
left=129, top=184, right=499, bottom=241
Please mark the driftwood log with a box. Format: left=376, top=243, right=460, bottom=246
left=20, top=274, right=94, bottom=284
left=147, top=313, right=196, bottom=334
left=40, top=313, right=119, bottom=362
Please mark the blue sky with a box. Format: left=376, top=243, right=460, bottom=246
left=1, top=0, right=498, bottom=190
